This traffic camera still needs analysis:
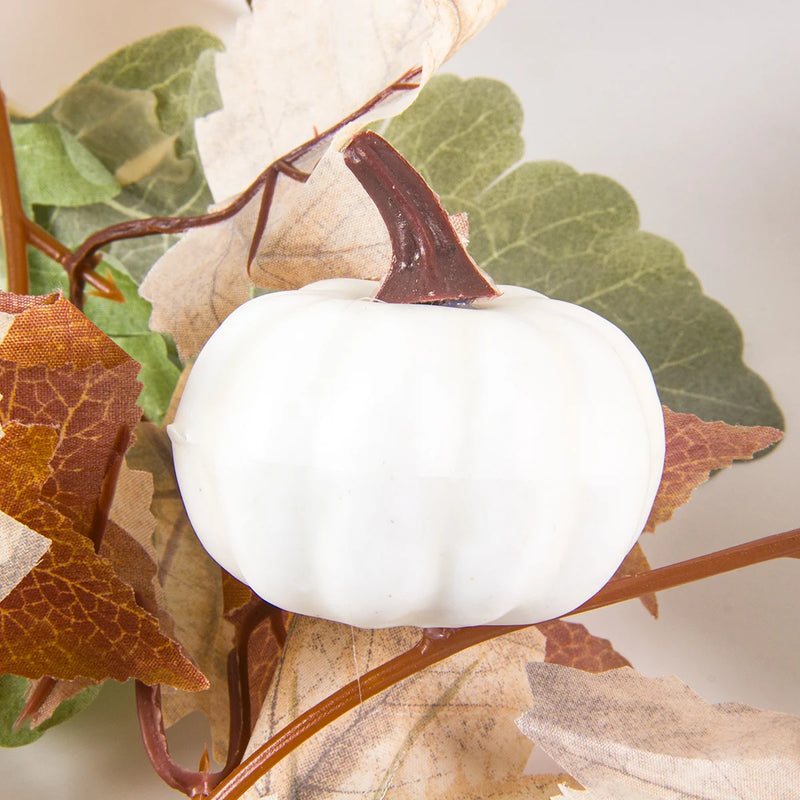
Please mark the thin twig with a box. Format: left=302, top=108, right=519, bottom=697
left=208, top=527, right=800, bottom=800
left=0, top=87, right=29, bottom=294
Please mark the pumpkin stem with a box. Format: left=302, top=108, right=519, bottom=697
left=343, top=131, right=500, bottom=304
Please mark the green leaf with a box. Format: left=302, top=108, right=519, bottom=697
left=9, top=123, right=120, bottom=211
left=30, top=27, right=223, bottom=283
left=382, top=75, right=783, bottom=429
left=0, top=675, right=101, bottom=748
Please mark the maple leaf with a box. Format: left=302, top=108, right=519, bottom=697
left=645, top=407, right=783, bottom=533
left=243, top=617, right=554, bottom=799
left=140, top=0, right=505, bottom=360
left=0, top=292, right=206, bottom=691
left=535, top=620, right=630, bottom=674
left=517, top=663, right=800, bottom=798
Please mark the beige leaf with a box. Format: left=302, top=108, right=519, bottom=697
left=141, top=194, right=259, bottom=362
left=196, top=0, right=506, bottom=201
left=0, top=510, right=50, bottom=602
left=517, top=663, right=800, bottom=799
left=141, top=0, right=504, bottom=360
left=243, top=618, right=546, bottom=799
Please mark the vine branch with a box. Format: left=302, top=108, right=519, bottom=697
left=208, top=526, right=800, bottom=800
left=0, top=85, right=122, bottom=302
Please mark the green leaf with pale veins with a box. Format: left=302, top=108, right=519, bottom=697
left=30, top=27, right=223, bottom=283
left=382, top=75, right=783, bottom=429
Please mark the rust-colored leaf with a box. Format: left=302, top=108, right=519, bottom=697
left=645, top=407, right=784, bottom=532
left=536, top=619, right=631, bottom=673
left=0, top=424, right=207, bottom=689
left=0, top=292, right=206, bottom=692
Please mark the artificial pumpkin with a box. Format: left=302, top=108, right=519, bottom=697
left=168, top=132, right=665, bottom=629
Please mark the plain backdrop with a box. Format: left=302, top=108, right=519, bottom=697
left=1, top=1, right=798, bottom=797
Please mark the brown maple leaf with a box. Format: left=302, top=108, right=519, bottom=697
left=645, top=407, right=783, bottom=533
left=0, top=291, right=206, bottom=691
left=535, top=619, right=631, bottom=673
left=0, top=424, right=205, bottom=688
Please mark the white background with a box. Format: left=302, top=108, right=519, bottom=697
left=1, top=1, right=798, bottom=797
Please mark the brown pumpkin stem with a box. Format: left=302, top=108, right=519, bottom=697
left=344, top=131, right=500, bottom=304
left=207, top=526, right=800, bottom=800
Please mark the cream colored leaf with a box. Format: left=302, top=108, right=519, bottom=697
left=517, top=663, right=800, bottom=800
left=196, top=0, right=505, bottom=201
left=243, top=618, right=546, bottom=800
left=141, top=194, right=259, bottom=362
left=142, top=0, right=504, bottom=360
left=0, top=511, right=51, bottom=602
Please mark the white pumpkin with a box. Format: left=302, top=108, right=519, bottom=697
left=169, top=277, right=664, bottom=628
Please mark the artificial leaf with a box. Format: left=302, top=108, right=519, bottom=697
left=381, top=75, right=784, bottom=429
left=9, top=122, right=120, bottom=211
left=0, top=512, right=50, bottom=603
left=0, top=291, right=205, bottom=691
left=141, top=0, right=504, bottom=359
left=195, top=0, right=505, bottom=201
left=29, top=27, right=223, bottom=283
left=0, top=424, right=205, bottom=689
left=517, top=663, right=800, bottom=799
left=0, top=674, right=101, bottom=748
left=243, top=617, right=548, bottom=800
left=535, top=620, right=631, bottom=673
left=644, top=407, right=783, bottom=532
left=26, top=253, right=181, bottom=425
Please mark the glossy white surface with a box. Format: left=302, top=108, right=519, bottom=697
left=1, top=1, right=798, bottom=797
left=170, top=279, right=664, bottom=627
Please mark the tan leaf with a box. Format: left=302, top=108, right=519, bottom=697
left=141, top=0, right=504, bottom=360
left=645, top=407, right=783, bottom=532
left=0, top=511, right=50, bottom=602
left=196, top=0, right=505, bottom=201
left=517, top=663, right=800, bottom=799
left=243, top=618, right=546, bottom=800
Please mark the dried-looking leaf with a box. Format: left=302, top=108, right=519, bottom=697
left=517, top=663, right=800, bottom=799
left=535, top=620, right=630, bottom=674
left=0, top=292, right=205, bottom=690
left=0, top=512, right=50, bottom=603
left=644, top=407, right=783, bottom=532
left=0, top=424, right=204, bottom=689
left=141, top=0, right=505, bottom=360
left=243, top=618, right=547, bottom=800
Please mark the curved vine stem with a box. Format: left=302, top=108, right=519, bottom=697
left=208, top=526, right=800, bottom=800
left=0, top=87, right=30, bottom=295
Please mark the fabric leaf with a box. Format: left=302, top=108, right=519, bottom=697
left=141, top=0, right=505, bottom=360
left=645, top=407, right=783, bottom=532
left=517, top=663, right=800, bottom=799
left=243, top=617, right=549, bottom=800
